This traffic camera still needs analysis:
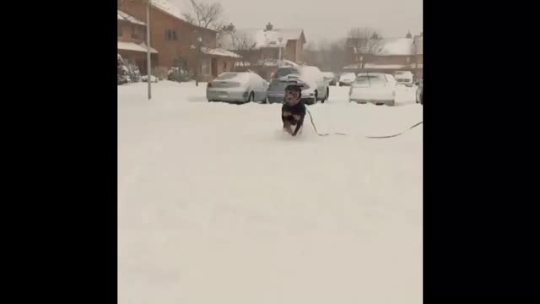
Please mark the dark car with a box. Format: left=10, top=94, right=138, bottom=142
left=416, top=79, right=423, bottom=105
left=266, top=66, right=302, bottom=103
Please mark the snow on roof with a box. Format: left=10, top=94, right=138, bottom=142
left=218, top=28, right=305, bottom=50
left=278, top=29, right=304, bottom=41
left=118, top=41, right=158, bottom=54
left=201, top=47, right=241, bottom=58
left=372, top=38, right=414, bottom=56
left=255, top=30, right=287, bottom=48
left=118, top=10, right=145, bottom=26
left=151, top=0, right=184, bottom=21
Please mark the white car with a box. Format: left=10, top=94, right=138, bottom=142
left=207, top=71, right=269, bottom=104
left=299, top=65, right=330, bottom=104
left=338, top=72, right=356, bottom=86
left=394, top=71, right=414, bottom=87
left=322, top=71, right=338, bottom=85
left=349, top=73, right=397, bottom=106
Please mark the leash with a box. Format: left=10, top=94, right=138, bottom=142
left=306, top=108, right=422, bottom=139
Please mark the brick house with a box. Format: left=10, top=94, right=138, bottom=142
left=217, top=27, right=307, bottom=65
left=118, top=0, right=241, bottom=81
left=117, top=10, right=158, bottom=74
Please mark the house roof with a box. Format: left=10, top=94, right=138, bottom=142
left=218, top=28, right=306, bottom=50
left=151, top=0, right=185, bottom=21
left=150, top=0, right=217, bottom=33
left=371, top=38, right=414, bottom=56
left=352, top=37, right=421, bottom=56
left=201, top=47, right=241, bottom=59
left=117, top=10, right=145, bottom=26
left=118, top=41, right=158, bottom=54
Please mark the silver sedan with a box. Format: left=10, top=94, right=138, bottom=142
left=206, top=72, right=269, bottom=104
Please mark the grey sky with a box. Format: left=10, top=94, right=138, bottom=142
left=172, top=0, right=422, bottom=45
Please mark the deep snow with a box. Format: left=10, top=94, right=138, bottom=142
left=118, top=81, right=423, bottom=304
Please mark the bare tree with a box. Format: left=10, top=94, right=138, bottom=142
left=347, top=27, right=382, bottom=67
left=229, top=31, right=257, bottom=66
left=183, top=0, right=225, bottom=30
left=302, top=38, right=347, bottom=72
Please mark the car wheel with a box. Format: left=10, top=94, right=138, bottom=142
left=248, top=91, right=254, bottom=103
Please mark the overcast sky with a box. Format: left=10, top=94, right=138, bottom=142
left=172, top=0, right=422, bottom=45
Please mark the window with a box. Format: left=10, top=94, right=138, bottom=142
left=223, top=62, right=227, bottom=70
left=166, top=29, right=178, bottom=41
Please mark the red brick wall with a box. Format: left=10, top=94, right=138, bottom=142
left=285, top=40, right=296, bottom=62
left=117, top=20, right=145, bottom=44
left=296, top=39, right=304, bottom=63
left=119, top=1, right=218, bottom=73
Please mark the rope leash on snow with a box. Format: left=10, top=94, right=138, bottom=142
left=306, top=108, right=347, bottom=136
left=305, top=108, right=423, bottom=139
left=364, top=120, right=423, bottom=139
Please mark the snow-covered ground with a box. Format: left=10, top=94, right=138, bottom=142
left=118, top=81, right=423, bottom=304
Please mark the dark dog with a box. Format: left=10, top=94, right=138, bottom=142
left=282, top=84, right=306, bottom=136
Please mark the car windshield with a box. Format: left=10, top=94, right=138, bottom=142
left=216, top=72, right=239, bottom=80
left=276, top=68, right=299, bottom=78
left=354, top=75, right=387, bottom=87
left=339, top=73, right=354, bottom=81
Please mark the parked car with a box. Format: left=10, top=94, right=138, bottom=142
left=338, top=72, right=356, bottom=86
left=349, top=73, right=397, bottom=106
left=301, top=66, right=330, bottom=104
left=266, top=66, right=301, bottom=103
left=416, top=79, right=423, bottom=104
left=394, top=71, right=414, bottom=87
left=322, top=72, right=338, bottom=86
left=267, top=65, right=329, bottom=105
left=206, top=71, right=269, bottom=104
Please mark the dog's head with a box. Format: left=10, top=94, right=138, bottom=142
left=284, top=83, right=303, bottom=105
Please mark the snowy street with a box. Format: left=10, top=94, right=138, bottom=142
left=118, top=81, right=423, bottom=304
